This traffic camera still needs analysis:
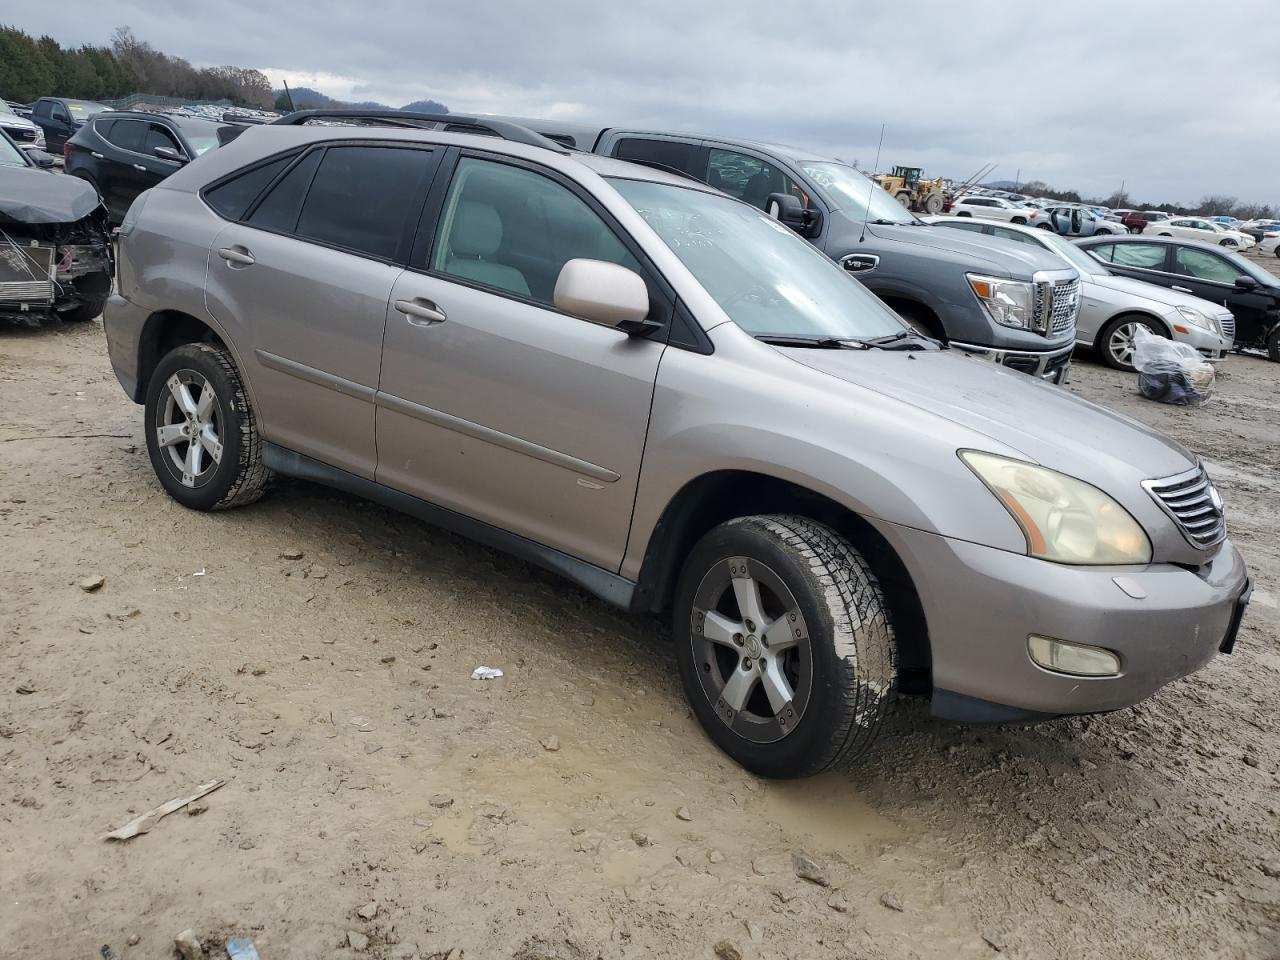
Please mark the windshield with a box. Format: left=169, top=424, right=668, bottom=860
left=1037, top=231, right=1109, bottom=276
left=610, top=178, right=908, bottom=340
left=0, top=134, right=29, bottom=168
left=67, top=101, right=107, bottom=117
left=174, top=118, right=224, bottom=156
left=794, top=161, right=918, bottom=225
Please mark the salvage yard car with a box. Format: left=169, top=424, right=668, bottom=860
left=0, top=128, right=112, bottom=324
left=103, top=111, right=1251, bottom=778
left=928, top=216, right=1234, bottom=370
left=1077, top=235, right=1280, bottom=361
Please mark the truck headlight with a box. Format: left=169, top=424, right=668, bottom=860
left=967, top=274, right=1035, bottom=330
left=961, top=451, right=1152, bottom=565
left=1175, top=305, right=1217, bottom=333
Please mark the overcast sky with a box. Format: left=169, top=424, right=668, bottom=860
left=10, top=0, right=1280, bottom=205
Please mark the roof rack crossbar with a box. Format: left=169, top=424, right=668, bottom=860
left=269, top=109, right=568, bottom=153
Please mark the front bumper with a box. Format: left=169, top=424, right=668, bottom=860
left=950, top=340, right=1074, bottom=383
left=1170, top=321, right=1232, bottom=358
left=871, top=519, right=1250, bottom=719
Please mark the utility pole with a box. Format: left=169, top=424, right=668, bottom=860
left=1013, top=168, right=1020, bottom=191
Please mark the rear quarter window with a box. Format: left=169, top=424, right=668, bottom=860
left=203, top=153, right=298, bottom=221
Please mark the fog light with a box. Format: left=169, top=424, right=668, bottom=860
left=1027, top=635, right=1121, bottom=677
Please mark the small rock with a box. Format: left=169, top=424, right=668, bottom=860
left=573, top=835, right=602, bottom=854
left=1260, top=861, right=1280, bottom=878
left=827, top=891, right=851, bottom=913
left=126, top=934, right=140, bottom=947
left=251, top=667, right=267, bottom=677
left=708, top=849, right=725, bottom=863
left=791, top=849, right=829, bottom=887
left=713, top=940, right=743, bottom=960
left=280, top=548, right=304, bottom=560
left=357, top=901, right=379, bottom=920
left=347, top=930, right=369, bottom=952
left=79, top=574, right=105, bottom=592
left=1243, top=754, right=1260, bottom=768
left=431, top=707, right=452, bottom=719
left=429, top=794, right=453, bottom=809
left=173, top=929, right=202, bottom=960
left=540, top=735, right=560, bottom=752
left=309, top=565, right=329, bottom=580
left=238, top=838, right=256, bottom=850
left=630, top=831, right=650, bottom=847
left=879, top=891, right=904, bottom=912
left=576, top=693, right=595, bottom=707
left=381, top=655, right=396, bottom=664
left=675, top=805, right=693, bottom=822
left=186, top=802, right=208, bottom=817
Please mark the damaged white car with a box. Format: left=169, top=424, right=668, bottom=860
left=0, top=128, right=112, bottom=325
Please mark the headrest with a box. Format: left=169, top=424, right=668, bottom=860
left=451, top=201, right=503, bottom=257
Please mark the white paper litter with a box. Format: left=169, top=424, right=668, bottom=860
left=471, top=666, right=504, bottom=680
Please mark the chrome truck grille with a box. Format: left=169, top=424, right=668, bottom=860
left=1033, top=277, right=1080, bottom=337
left=1143, top=464, right=1226, bottom=549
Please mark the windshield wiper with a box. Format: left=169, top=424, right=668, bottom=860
left=859, top=331, right=928, bottom=350
left=755, top=334, right=868, bottom=350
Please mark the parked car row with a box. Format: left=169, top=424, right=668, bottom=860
left=99, top=109, right=1252, bottom=777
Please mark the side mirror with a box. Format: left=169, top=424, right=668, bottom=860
left=154, top=146, right=186, bottom=163
left=553, top=259, right=657, bottom=335
left=27, top=149, right=56, bottom=169
left=1234, top=275, right=1258, bottom=291
left=766, top=192, right=822, bottom=238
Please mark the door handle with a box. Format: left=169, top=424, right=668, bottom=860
left=91, top=151, right=104, bottom=159
left=132, top=164, right=147, bottom=172
left=217, top=246, right=256, bottom=267
left=1172, top=286, right=1194, bottom=294
left=394, top=298, right=447, bottom=325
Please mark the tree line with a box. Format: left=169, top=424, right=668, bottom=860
left=0, top=25, right=273, bottom=108
left=1018, top=179, right=1276, bottom=221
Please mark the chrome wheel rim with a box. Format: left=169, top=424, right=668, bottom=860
left=1108, top=322, right=1143, bottom=367
left=690, top=557, right=812, bottom=744
left=155, top=370, right=223, bottom=488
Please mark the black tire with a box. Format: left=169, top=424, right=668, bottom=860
left=1036, top=222, right=1054, bottom=230
left=144, top=342, right=271, bottom=511
left=1098, top=314, right=1162, bottom=372
left=956, top=211, right=972, bottom=217
left=1268, top=327, right=1280, bottom=363
left=923, top=192, right=944, bottom=215
left=1220, top=239, right=1233, bottom=247
left=60, top=294, right=107, bottom=323
left=672, top=515, right=898, bottom=779
left=1011, top=216, right=1027, bottom=225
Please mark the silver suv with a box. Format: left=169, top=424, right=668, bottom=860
left=103, top=111, right=1251, bottom=778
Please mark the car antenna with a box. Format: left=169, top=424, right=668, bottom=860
left=859, top=123, right=886, bottom=244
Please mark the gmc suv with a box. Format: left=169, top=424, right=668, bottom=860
left=103, top=111, right=1250, bottom=778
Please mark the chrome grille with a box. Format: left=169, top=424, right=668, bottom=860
left=1032, top=277, right=1080, bottom=337
left=1218, top=313, right=1236, bottom=342
left=4, top=126, right=36, bottom=143
left=1143, top=464, right=1226, bottom=549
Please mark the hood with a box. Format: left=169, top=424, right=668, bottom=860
left=1088, top=272, right=1233, bottom=316
left=864, top=221, right=1069, bottom=277
left=781, top=346, right=1194, bottom=484
left=0, top=114, right=37, bottom=132
left=0, top=164, right=103, bottom=225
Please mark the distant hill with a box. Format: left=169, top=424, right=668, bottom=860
left=274, top=87, right=449, bottom=114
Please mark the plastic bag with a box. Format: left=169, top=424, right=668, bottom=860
left=1133, top=326, right=1215, bottom=406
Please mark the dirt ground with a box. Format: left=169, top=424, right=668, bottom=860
left=1, top=318, right=1278, bottom=960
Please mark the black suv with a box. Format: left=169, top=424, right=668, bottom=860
left=65, top=111, right=234, bottom=223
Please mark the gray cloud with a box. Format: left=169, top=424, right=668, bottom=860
left=8, top=0, right=1279, bottom=204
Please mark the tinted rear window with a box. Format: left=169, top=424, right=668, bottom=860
left=204, top=153, right=297, bottom=220
left=294, top=145, right=429, bottom=259
left=247, top=150, right=323, bottom=232
left=613, top=138, right=696, bottom=175
left=107, top=119, right=147, bottom=152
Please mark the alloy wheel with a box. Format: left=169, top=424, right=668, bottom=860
left=689, top=556, right=812, bottom=744
left=155, top=370, right=224, bottom=488
left=1107, top=322, right=1143, bottom=367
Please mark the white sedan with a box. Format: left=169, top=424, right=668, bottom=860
left=950, top=195, right=1040, bottom=225
left=1149, top=217, right=1255, bottom=249
left=1258, top=230, right=1280, bottom=257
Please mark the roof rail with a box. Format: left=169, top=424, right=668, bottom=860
left=270, top=109, right=568, bottom=153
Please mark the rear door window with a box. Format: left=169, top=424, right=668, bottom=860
left=613, top=138, right=696, bottom=175
left=294, top=145, right=431, bottom=260
left=106, top=119, right=147, bottom=153
left=707, top=148, right=809, bottom=210
left=247, top=149, right=324, bottom=233
left=1172, top=247, right=1246, bottom=284
left=204, top=153, right=297, bottom=220
left=1108, top=243, right=1169, bottom=271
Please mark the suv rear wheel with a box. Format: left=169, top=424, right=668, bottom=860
left=673, top=515, right=897, bottom=778
left=144, top=343, right=271, bottom=510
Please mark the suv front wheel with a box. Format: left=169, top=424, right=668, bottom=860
left=673, top=515, right=898, bottom=778
left=144, top=342, right=272, bottom=510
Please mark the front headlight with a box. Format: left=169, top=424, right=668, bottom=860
left=967, top=274, right=1035, bottom=330
left=1175, top=305, right=1217, bottom=333
left=961, top=451, right=1152, bottom=565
